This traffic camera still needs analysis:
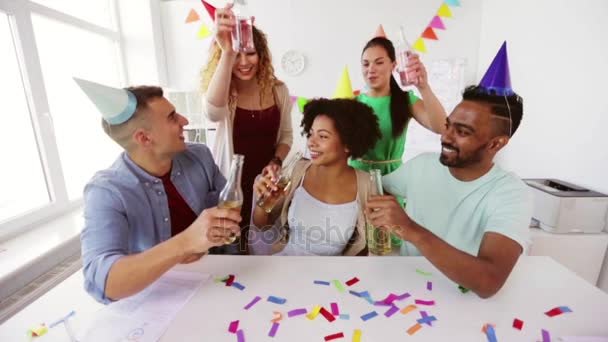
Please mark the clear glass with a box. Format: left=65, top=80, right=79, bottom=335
left=367, top=169, right=391, bottom=255
left=0, top=13, right=50, bottom=223
left=32, top=14, right=122, bottom=200
left=256, top=151, right=303, bottom=213
left=30, top=0, right=115, bottom=29
left=231, top=0, right=255, bottom=53
left=395, top=26, right=415, bottom=88
left=219, top=154, right=244, bottom=244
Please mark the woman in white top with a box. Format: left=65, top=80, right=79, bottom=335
left=249, top=98, right=381, bottom=256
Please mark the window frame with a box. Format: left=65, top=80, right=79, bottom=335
left=0, top=0, right=124, bottom=239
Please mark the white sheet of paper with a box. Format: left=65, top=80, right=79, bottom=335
left=79, top=270, right=210, bottom=342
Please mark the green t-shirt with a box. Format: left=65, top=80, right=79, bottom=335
left=349, top=92, right=419, bottom=175
left=383, top=153, right=532, bottom=256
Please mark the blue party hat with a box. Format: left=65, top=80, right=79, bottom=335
left=74, top=78, right=137, bottom=125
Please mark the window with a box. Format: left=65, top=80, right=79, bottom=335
left=0, top=13, right=49, bottom=223
left=0, top=0, right=122, bottom=235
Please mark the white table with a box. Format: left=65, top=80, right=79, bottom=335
left=1, top=256, right=608, bottom=341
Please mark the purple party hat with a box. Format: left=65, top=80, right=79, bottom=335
left=479, top=41, right=513, bottom=96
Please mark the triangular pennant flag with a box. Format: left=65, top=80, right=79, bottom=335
left=332, top=66, right=354, bottom=99
left=297, top=97, right=309, bottom=113
left=374, top=24, right=387, bottom=38
left=201, top=0, right=216, bottom=20
left=197, top=24, right=212, bottom=39
left=437, top=4, right=453, bottom=18
left=444, top=0, right=461, bottom=6
left=430, top=16, right=446, bottom=30
left=185, top=9, right=200, bottom=23
left=421, top=27, right=438, bottom=40
left=413, top=38, right=427, bottom=53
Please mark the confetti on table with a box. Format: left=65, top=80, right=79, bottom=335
left=330, top=302, right=340, bottom=316
left=236, top=329, right=245, bottom=342
left=458, top=285, right=470, bottom=293
left=228, top=320, right=239, bottom=333
left=339, top=314, right=350, bottom=320
left=407, top=323, right=422, bottom=335
left=267, top=296, right=287, bottom=305
left=418, top=311, right=435, bottom=326
left=287, top=308, right=307, bottom=317
left=384, top=305, right=399, bottom=317
left=381, top=293, right=398, bottom=305
left=307, top=305, right=322, bottom=320
left=545, top=306, right=572, bottom=317
left=485, top=324, right=498, bottom=342
left=225, top=275, right=235, bottom=286
left=400, top=304, right=417, bottom=315
left=416, top=269, right=432, bottom=276
left=374, top=300, right=392, bottom=307
left=244, top=296, right=261, bottom=310
left=215, top=276, right=230, bottom=283
left=482, top=323, right=495, bottom=334
left=361, top=311, right=378, bottom=321
left=271, top=311, right=283, bottom=323
left=512, top=318, right=524, bottom=330
left=333, top=280, right=346, bottom=292
left=232, top=282, right=245, bottom=291
left=27, top=324, right=48, bottom=337
left=324, top=332, right=345, bottom=341
left=541, top=329, right=551, bottom=342
left=395, top=292, right=411, bottom=301
left=268, top=322, right=280, bottom=337
left=314, top=280, right=331, bottom=286
left=427, top=281, right=433, bottom=291
left=320, top=307, right=336, bottom=322
left=345, top=277, right=360, bottom=286
left=415, top=299, right=435, bottom=306
left=352, top=329, right=362, bottom=342
left=349, top=290, right=361, bottom=297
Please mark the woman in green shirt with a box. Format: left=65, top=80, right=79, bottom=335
left=350, top=37, right=448, bottom=246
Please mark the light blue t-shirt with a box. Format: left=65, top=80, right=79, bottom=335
left=383, top=153, right=532, bottom=257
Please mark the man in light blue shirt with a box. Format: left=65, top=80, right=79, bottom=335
left=367, top=85, right=532, bottom=298
left=79, top=82, right=241, bottom=304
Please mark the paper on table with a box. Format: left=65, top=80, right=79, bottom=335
left=79, top=270, right=210, bottom=342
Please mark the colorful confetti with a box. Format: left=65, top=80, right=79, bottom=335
left=418, top=311, right=434, bottom=326
left=352, top=329, right=362, bottom=342
left=333, top=280, right=346, bottom=292
left=320, top=307, right=336, bottom=322
left=339, top=314, right=350, bottom=320
left=287, top=308, right=307, bottom=317
left=542, top=329, right=551, bottom=342
left=345, top=277, right=360, bottom=286
left=236, top=329, right=245, bottom=342
left=458, top=285, right=470, bottom=293
left=361, top=311, right=378, bottom=321
left=228, top=320, right=239, bottom=333
left=307, top=305, right=322, bottom=320
left=267, top=296, right=287, bottom=305
left=485, top=324, right=497, bottom=342
left=330, top=302, right=340, bottom=316
left=243, top=296, right=261, bottom=310
left=395, top=292, right=411, bottom=300
left=415, top=299, right=435, bottom=306
left=416, top=269, right=432, bottom=276
left=545, top=306, right=572, bottom=317
left=513, top=318, right=524, bottom=330
left=225, top=275, right=235, bottom=286
left=271, top=311, right=283, bottom=323
left=324, top=332, right=345, bottom=341
left=400, top=305, right=417, bottom=315
left=427, top=281, right=433, bottom=291
left=314, top=280, right=331, bottom=286
left=232, top=282, right=245, bottom=291
left=268, top=322, right=280, bottom=337
left=384, top=305, right=399, bottom=317
left=407, top=323, right=422, bottom=335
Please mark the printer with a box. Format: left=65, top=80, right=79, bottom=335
left=525, top=179, right=608, bottom=233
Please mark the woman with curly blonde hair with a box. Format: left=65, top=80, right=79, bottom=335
left=201, top=4, right=293, bottom=253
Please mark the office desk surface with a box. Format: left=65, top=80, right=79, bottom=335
left=1, top=256, right=607, bottom=341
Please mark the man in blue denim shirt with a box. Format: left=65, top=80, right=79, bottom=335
left=77, top=81, right=241, bottom=304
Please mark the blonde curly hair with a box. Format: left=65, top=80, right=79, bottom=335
left=200, top=26, right=282, bottom=107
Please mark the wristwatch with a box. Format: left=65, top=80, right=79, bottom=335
left=270, top=156, right=283, bottom=166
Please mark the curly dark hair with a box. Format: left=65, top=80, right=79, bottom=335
left=462, top=85, right=524, bottom=137
left=300, top=98, right=381, bottom=159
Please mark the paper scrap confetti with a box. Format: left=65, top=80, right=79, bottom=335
left=345, top=277, right=360, bottom=286
left=232, top=282, right=245, bottom=291
left=353, top=329, right=362, bottom=342
left=427, top=281, right=433, bottom=291
left=407, top=323, right=422, bottom=335
left=419, top=311, right=434, bottom=326
left=320, top=307, right=336, bottom=322
left=271, top=311, right=283, bottom=323
left=416, top=269, right=432, bottom=276
left=485, top=324, right=498, bottom=342
left=415, top=299, right=435, bottom=306
left=268, top=322, right=280, bottom=337
left=324, top=332, right=345, bottom=341
left=307, top=305, right=322, bottom=320
left=381, top=293, right=398, bottom=305
left=513, top=318, right=523, bottom=330
left=482, top=324, right=495, bottom=334
left=288, top=308, right=307, bottom=317
left=244, top=296, right=261, bottom=310
left=27, top=324, right=48, bottom=337
left=228, top=320, right=239, bottom=333
left=333, top=280, right=346, bottom=292
left=267, top=296, right=287, bottom=305
left=545, top=306, right=572, bottom=317
left=339, top=314, right=350, bottom=320
left=361, top=311, right=378, bottom=321
left=236, top=329, right=245, bottom=342
left=215, top=276, right=229, bottom=283
left=349, top=290, right=361, bottom=297
left=384, top=305, right=399, bottom=317
left=400, top=305, right=417, bottom=315
left=395, top=292, right=411, bottom=300
left=542, top=329, right=551, bottom=342
left=226, top=275, right=235, bottom=286
left=330, top=302, right=340, bottom=316
left=314, top=280, right=331, bottom=286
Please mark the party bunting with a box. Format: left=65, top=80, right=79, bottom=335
left=413, top=38, right=428, bottom=53
left=437, top=3, right=453, bottom=18
left=444, top=0, right=461, bottom=6
left=421, top=27, right=438, bottom=40
left=430, top=15, right=446, bottom=30
left=197, top=24, right=212, bottom=39
left=185, top=9, right=200, bottom=23
left=201, top=0, right=216, bottom=20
